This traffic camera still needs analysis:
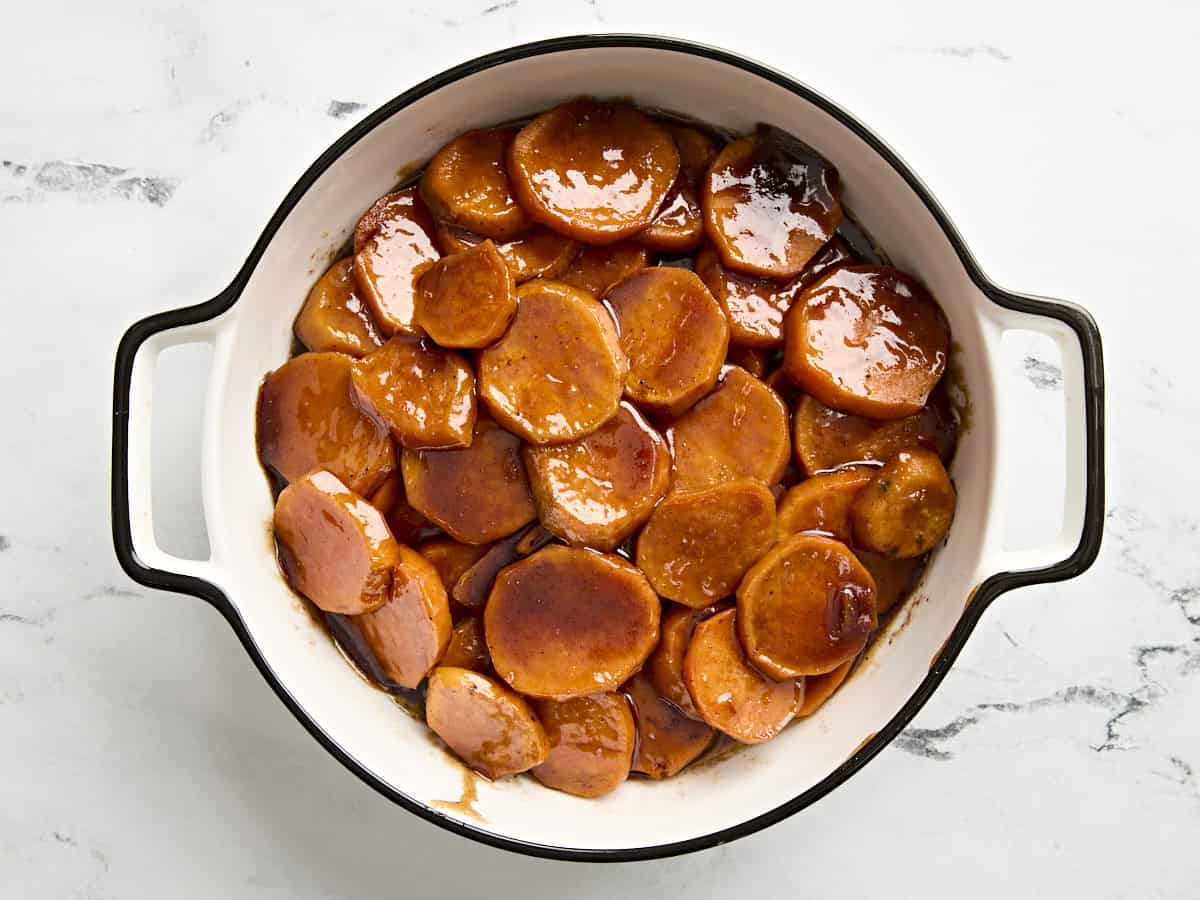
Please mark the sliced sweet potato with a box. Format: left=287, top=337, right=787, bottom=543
left=294, top=258, right=384, bottom=357
left=636, top=478, right=777, bottom=608
left=637, top=182, right=703, bottom=253
left=257, top=352, right=395, bottom=495
left=420, top=126, right=532, bottom=240
left=532, top=693, right=637, bottom=798
left=524, top=402, right=670, bottom=550
left=736, top=533, right=877, bottom=678
left=352, top=187, right=440, bottom=335
left=477, top=280, right=628, bottom=444
left=273, top=470, right=401, bottom=615
left=683, top=609, right=797, bottom=743
left=484, top=546, right=660, bottom=699
left=450, top=525, right=541, bottom=610
left=369, top=474, right=430, bottom=545
left=776, top=467, right=875, bottom=543
left=508, top=101, right=680, bottom=243
left=436, top=223, right=578, bottom=283
left=857, top=550, right=922, bottom=616
left=725, top=345, right=768, bottom=378
left=414, top=240, right=516, bottom=348
left=440, top=616, right=491, bottom=672
left=666, top=122, right=720, bottom=183
left=558, top=241, right=653, bottom=298
left=647, top=603, right=720, bottom=720
left=417, top=538, right=490, bottom=595
left=795, top=657, right=855, bottom=717
left=851, top=448, right=956, bottom=558
left=604, top=267, right=729, bottom=416
left=425, top=667, right=549, bottom=779
left=624, top=673, right=717, bottom=779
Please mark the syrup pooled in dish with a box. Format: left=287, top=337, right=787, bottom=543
left=256, top=100, right=962, bottom=796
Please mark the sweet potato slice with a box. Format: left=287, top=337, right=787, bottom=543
left=725, top=345, right=768, bottom=378
left=683, top=609, right=797, bottom=743
left=436, top=223, right=578, bottom=283
left=524, top=402, right=670, bottom=550
left=637, top=182, right=704, bottom=253
left=636, top=479, right=777, bottom=608
left=354, top=546, right=452, bottom=688
left=273, top=470, right=401, bottom=615
left=294, top=258, right=384, bottom=357
left=257, top=352, right=395, bottom=495
left=352, top=188, right=440, bottom=335
left=417, top=538, right=490, bottom=595
left=776, top=467, right=875, bottom=543
left=857, top=550, right=922, bottom=616
left=414, top=240, right=517, bottom=348
left=558, top=241, right=653, bottom=298
left=440, top=616, right=491, bottom=672
left=605, top=267, right=729, bottom=416
left=402, top=418, right=537, bottom=544
left=425, top=667, right=549, bottom=779
left=478, top=280, right=627, bottom=444
left=736, top=533, right=877, bottom=678
left=420, top=126, right=532, bottom=240
left=624, top=673, right=717, bottom=779
left=350, top=336, right=476, bottom=449
left=851, top=448, right=956, bottom=558
left=647, top=603, right=720, bottom=720
left=532, top=693, right=637, bottom=797
left=508, top=101, right=680, bottom=243
left=795, top=657, right=855, bottom=717
left=667, top=365, right=790, bottom=492
left=369, top=474, right=430, bottom=545
left=485, top=546, right=660, bottom=699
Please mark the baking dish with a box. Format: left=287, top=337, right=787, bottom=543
left=111, top=35, right=1104, bottom=861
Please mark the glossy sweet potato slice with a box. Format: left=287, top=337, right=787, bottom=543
left=414, top=240, right=516, bottom=348
left=851, top=448, right=956, bottom=558
left=355, top=545, right=452, bottom=689
left=637, top=182, right=703, bottom=253
left=402, top=418, right=537, bottom=544
left=532, top=693, right=637, bottom=798
left=369, top=474, right=430, bottom=545
left=647, top=603, right=720, bottom=720
left=783, top=265, right=950, bottom=419
left=417, top=538, right=490, bottom=596
left=508, top=101, right=680, bottom=243
left=624, top=673, right=717, bottom=779
left=736, top=533, right=877, bottom=678
left=666, top=122, right=720, bottom=183
left=273, top=470, right=401, bottom=615
left=857, top=550, right=922, bottom=616
left=667, top=365, right=790, bottom=492
left=350, top=336, right=476, bottom=449
left=524, top=402, right=670, bottom=550
left=478, top=280, right=628, bottom=444
left=257, top=352, right=395, bottom=495
left=436, top=223, right=578, bottom=283
left=440, top=616, right=491, bottom=672
left=420, top=127, right=532, bottom=240
left=636, top=479, right=777, bottom=608
left=725, top=345, right=768, bottom=378
left=294, top=258, right=384, bottom=357
left=425, top=667, right=549, bottom=779
left=795, top=657, right=855, bottom=717
left=558, top=241, right=653, bottom=298
left=702, top=127, right=841, bottom=279
left=485, top=546, right=660, bottom=699
left=776, top=467, right=875, bottom=543
left=605, top=267, right=729, bottom=416
left=352, top=188, right=440, bottom=335
left=683, top=609, right=797, bottom=743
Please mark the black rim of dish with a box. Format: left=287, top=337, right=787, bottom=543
left=111, top=34, right=1106, bottom=863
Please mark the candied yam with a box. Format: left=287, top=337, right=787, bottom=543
left=636, top=479, right=777, bottom=608
left=624, top=673, right=717, bottom=779
left=558, top=241, right=653, bottom=298
left=369, top=474, right=430, bottom=545
left=414, top=240, right=516, bottom=348
left=857, top=550, right=922, bottom=616
left=425, top=667, right=549, bottom=779
left=350, top=336, right=476, bottom=449
left=450, top=525, right=541, bottom=610
left=776, top=466, right=875, bottom=543
left=736, top=533, right=877, bottom=678
left=440, top=616, right=491, bottom=672
left=352, top=188, right=440, bottom=335
left=402, top=418, right=537, bottom=544
left=637, top=181, right=704, bottom=253
left=851, top=448, right=956, bottom=558
left=484, top=546, right=660, bottom=699
left=795, top=657, right=855, bottom=717
left=695, top=244, right=799, bottom=348
left=683, top=609, right=797, bottom=743
left=257, top=352, right=395, bottom=495
left=273, top=470, right=401, bottom=615
left=647, top=603, right=720, bottom=720
left=783, top=265, right=950, bottom=419
left=532, top=693, right=636, bottom=797
left=417, top=538, right=490, bottom=594
left=665, top=122, right=720, bottom=184
left=508, top=101, right=680, bottom=243
left=478, top=280, right=627, bottom=444
left=604, top=267, right=729, bottom=416
left=420, top=126, right=532, bottom=240
left=725, top=345, right=768, bottom=378
left=524, top=402, right=670, bottom=550
left=294, top=258, right=384, bottom=357
left=436, top=223, right=578, bottom=283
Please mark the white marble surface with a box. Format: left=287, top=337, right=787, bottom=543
left=2, top=1, right=1198, bottom=895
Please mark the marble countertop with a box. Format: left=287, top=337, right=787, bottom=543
left=2, top=1, right=1197, bottom=895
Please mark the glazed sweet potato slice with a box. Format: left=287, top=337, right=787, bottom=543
left=667, top=365, right=790, bottom=492
left=273, top=470, right=401, bottom=615
left=702, top=127, right=841, bottom=279
left=694, top=244, right=799, bottom=348
left=425, top=667, right=549, bottom=779
left=485, top=546, right=660, bottom=699
left=294, top=258, right=384, bottom=357
left=440, top=616, right=491, bottom=672
left=532, top=693, right=637, bottom=798
left=355, top=545, right=452, bottom=689
left=683, top=609, right=797, bottom=743
left=369, top=474, right=430, bottom=545
left=508, top=101, right=680, bottom=243
left=666, top=122, right=721, bottom=183
left=647, top=603, right=720, bottom=720
left=737, top=533, right=877, bottom=678
left=558, top=241, right=653, bottom=298
left=449, top=525, right=550, bottom=610
left=637, top=182, right=704, bottom=253
left=436, top=223, right=578, bottom=283
left=776, top=467, right=875, bottom=543
left=257, top=352, right=395, bottom=495
left=624, top=673, right=717, bottom=779
left=402, top=418, right=537, bottom=544
left=783, top=265, right=950, bottom=419
left=605, top=267, right=729, bottom=416
left=524, top=402, right=670, bottom=550
left=857, top=550, right=922, bottom=616
left=417, top=538, right=490, bottom=595
left=414, top=240, right=516, bottom=348
left=478, top=280, right=628, bottom=444
left=851, top=448, right=956, bottom=558
left=350, top=336, right=476, bottom=449
left=725, top=345, right=768, bottom=378
left=636, top=479, right=777, bottom=608
left=352, top=187, right=441, bottom=335
left=420, top=126, right=532, bottom=240
left=795, top=657, right=855, bottom=717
